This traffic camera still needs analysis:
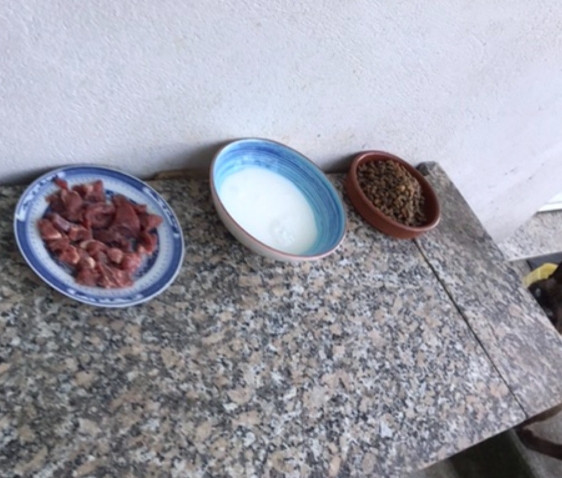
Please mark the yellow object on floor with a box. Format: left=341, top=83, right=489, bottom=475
left=523, top=263, right=558, bottom=287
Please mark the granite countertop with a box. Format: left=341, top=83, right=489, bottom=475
left=1, top=164, right=561, bottom=478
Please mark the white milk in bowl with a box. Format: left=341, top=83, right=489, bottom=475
left=218, top=167, right=318, bottom=254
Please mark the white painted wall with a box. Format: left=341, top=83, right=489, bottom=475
left=1, top=0, right=561, bottom=241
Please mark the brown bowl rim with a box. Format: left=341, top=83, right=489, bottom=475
left=347, top=151, right=441, bottom=234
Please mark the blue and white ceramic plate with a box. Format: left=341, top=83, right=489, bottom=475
left=13, top=165, right=184, bottom=307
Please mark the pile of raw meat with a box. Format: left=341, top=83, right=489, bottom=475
left=37, top=178, right=163, bottom=288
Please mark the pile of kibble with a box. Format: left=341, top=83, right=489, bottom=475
left=357, top=160, right=427, bottom=227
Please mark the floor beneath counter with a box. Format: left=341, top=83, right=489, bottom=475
left=408, top=256, right=562, bottom=478
left=408, top=429, right=558, bottom=478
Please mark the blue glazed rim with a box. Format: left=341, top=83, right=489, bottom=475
left=13, top=164, right=185, bottom=307
left=210, top=138, right=347, bottom=259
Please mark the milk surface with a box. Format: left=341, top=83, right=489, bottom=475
left=219, top=167, right=318, bottom=254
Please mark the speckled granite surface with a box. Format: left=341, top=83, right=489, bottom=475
left=498, top=210, right=562, bottom=261
left=416, top=163, right=562, bottom=418
left=0, top=172, right=544, bottom=478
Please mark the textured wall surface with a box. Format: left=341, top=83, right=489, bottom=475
left=1, top=0, right=561, bottom=240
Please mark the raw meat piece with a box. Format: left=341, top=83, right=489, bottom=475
left=46, top=193, right=65, bottom=214
left=83, top=203, right=115, bottom=229
left=137, top=230, right=157, bottom=254
left=140, top=213, right=163, bottom=232
left=48, top=213, right=73, bottom=233
left=72, top=180, right=105, bottom=203
left=94, top=229, right=130, bottom=250
left=54, top=177, right=69, bottom=190
left=46, top=236, right=70, bottom=253
left=38, top=219, right=62, bottom=241
left=68, top=225, right=92, bottom=242
left=80, top=239, right=107, bottom=256
left=111, top=195, right=140, bottom=238
left=76, top=247, right=94, bottom=263
left=60, top=189, right=83, bottom=222
left=121, top=252, right=142, bottom=273
left=77, top=254, right=95, bottom=270
left=107, top=247, right=124, bottom=264
left=76, top=266, right=100, bottom=286
left=58, top=245, right=80, bottom=266
left=96, top=261, right=133, bottom=288
left=132, top=203, right=147, bottom=214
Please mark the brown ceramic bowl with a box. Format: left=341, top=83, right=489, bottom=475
left=345, top=151, right=440, bottom=239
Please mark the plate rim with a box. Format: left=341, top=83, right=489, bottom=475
left=13, top=164, right=185, bottom=307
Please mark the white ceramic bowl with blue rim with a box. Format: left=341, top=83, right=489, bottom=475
left=210, top=138, right=346, bottom=261
left=13, top=165, right=185, bottom=307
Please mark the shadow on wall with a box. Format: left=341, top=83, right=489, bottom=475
left=154, top=138, right=356, bottom=178
left=147, top=140, right=232, bottom=179
left=2, top=140, right=230, bottom=186
left=4, top=138, right=360, bottom=186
